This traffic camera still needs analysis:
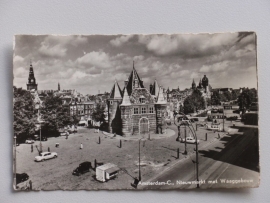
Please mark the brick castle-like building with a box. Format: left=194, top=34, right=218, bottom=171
left=107, top=63, right=167, bottom=136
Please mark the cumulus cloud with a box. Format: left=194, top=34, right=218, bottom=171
left=77, top=51, right=111, bottom=69
left=110, top=35, right=133, bottom=47
left=14, top=67, right=28, bottom=78
left=13, top=33, right=257, bottom=94
left=13, top=55, right=24, bottom=62
left=38, top=35, right=88, bottom=58
left=39, top=43, right=67, bottom=57
left=138, top=33, right=241, bottom=58
left=200, top=60, right=230, bottom=73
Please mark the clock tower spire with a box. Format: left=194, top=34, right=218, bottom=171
left=26, top=60, right=38, bottom=91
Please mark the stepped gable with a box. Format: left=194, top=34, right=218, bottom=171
left=109, top=80, right=123, bottom=99
left=126, top=62, right=144, bottom=96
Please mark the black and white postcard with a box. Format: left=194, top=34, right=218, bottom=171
left=13, top=33, right=259, bottom=190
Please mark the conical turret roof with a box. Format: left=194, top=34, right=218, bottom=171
left=150, top=79, right=159, bottom=97
left=120, top=87, right=131, bottom=106
left=109, top=80, right=123, bottom=99
left=156, top=87, right=167, bottom=104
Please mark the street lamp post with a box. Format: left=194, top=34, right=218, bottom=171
left=178, top=112, right=199, bottom=188
left=184, top=124, right=187, bottom=154
left=13, top=135, right=17, bottom=188
left=138, top=138, right=143, bottom=181
left=222, top=105, right=225, bottom=132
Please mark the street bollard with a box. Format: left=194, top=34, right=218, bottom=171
left=94, top=159, right=97, bottom=169
left=99, top=136, right=101, bottom=144
left=177, top=148, right=179, bottom=159
left=218, top=133, right=220, bottom=139
left=205, top=133, right=207, bottom=141
left=48, top=147, right=50, bottom=152
left=148, top=133, right=151, bottom=140
left=29, top=180, right=32, bottom=190
left=120, top=140, right=122, bottom=148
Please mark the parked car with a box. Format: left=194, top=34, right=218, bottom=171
left=207, top=123, right=222, bottom=132
left=16, top=173, right=29, bottom=185
left=72, top=162, right=92, bottom=176
left=226, top=116, right=238, bottom=121
left=181, top=137, right=200, bottom=144
left=233, top=109, right=241, bottom=114
left=35, top=152, right=57, bottom=162
left=59, top=130, right=68, bottom=136
left=25, top=139, right=35, bottom=144
left=33, top=135, right=47, bottom=141
left=196, top=122, right=206, bottom=127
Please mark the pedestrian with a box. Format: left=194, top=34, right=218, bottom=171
left=80, top=143, right=83, bottom=149
left=31, top=144, right=33, bottom=153
left=48, top=147, right=50, bottom=152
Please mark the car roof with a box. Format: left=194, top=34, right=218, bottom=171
left=41, top=152, right=51, bottom=155
left=80, top=161, right=91, bottom=165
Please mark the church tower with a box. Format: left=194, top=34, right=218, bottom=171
left=26, top=61, right=38, bottom=91
left=107, top=80, right=123, bottom=134
left=202, top=74, right=209, bottom=93
left=192, top=79, right=196, bottom=90
left=198, top=79, right=202, bottom=89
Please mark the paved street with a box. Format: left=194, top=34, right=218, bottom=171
left=16, top=108, right=259, bottom=190
left=140, top=121, right=259, bottom=189
left=16, top=121, right=220, bottom=190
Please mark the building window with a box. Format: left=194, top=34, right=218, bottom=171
left=134, top=108, right=139, bottom=114
left=141, top=107, right=146, bottom=114
left=110, top=101, right=113, bottom=105
left=139, top=98, right=145, bottom=104
left=149, top=107, right=154, bottom=113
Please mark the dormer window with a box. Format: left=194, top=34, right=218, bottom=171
left=139, top=96, right=145, bottom=104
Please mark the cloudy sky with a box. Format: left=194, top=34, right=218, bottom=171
left=13, top=32, right=257, bottom=95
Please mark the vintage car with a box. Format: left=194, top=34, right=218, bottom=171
left=25, top=139, right=35, bottom=144
left=35, top=152, right=57, bottom=162
left=72, top=162, right=92, bottom=176
left=207, top=123, right=222, bottom=131
left=180, top=137, right=200, bottom=144
left=16, top=173, right=29, bottom=185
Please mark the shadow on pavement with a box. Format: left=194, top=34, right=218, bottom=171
left=198, top=126, right=259, bottom=172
